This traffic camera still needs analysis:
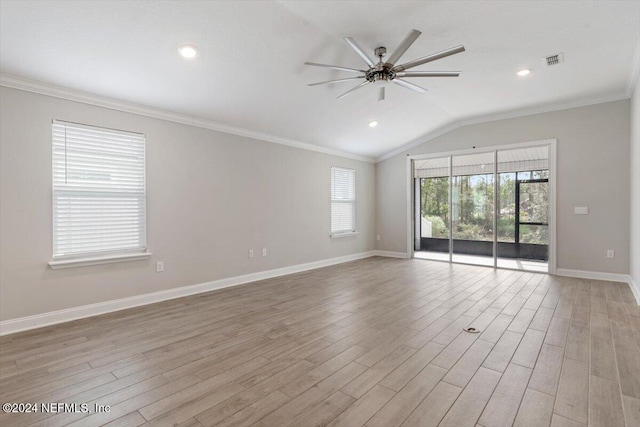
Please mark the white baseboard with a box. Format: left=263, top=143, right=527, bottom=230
left=374, top=250, right=410, bottom=259
left=0, top=251, right=376, bottom=336
left=556, top=268, right=630, bottom=283
left=629, top=276, right=640, bottom=306
left=556, top=268, right=639, bottom=305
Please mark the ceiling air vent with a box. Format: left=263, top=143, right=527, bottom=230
left=543, top=53, right=564, bottom=66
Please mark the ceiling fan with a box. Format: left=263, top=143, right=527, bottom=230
left=305, top=29, right=465, bottom=101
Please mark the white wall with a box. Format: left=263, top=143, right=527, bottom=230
left=0, top=87, right=375, bottom=321
left=376, top=100, right=631, bottom=275
left=631, top=78, right=640, bottom=296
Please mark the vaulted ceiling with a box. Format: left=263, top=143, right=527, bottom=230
left=1, top=1, right=638, bottom=160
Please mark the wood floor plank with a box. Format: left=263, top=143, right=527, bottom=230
left=442, top=339, right=494, bottom=388
left=528, top=344, right=565, bottom=396
left=551, top=414, right=587, bottom=427
left=63, top=375, right=202, bottom=427
left=478, top=314, right=514, bottom=344
left=439, top=367, right=502, bottom=427
left=193, top=359, right=315, bottom=426
left=565, top=325, right=590, bottom=362
left=142, top=384, right=244, bottom=425
left=622, top=395, right=640, bottom=427
left=610, top=322, right=640, bottom=398
left=280, top=345, right=368, bottom=397
left=545, top=316, right=571, bottom=347
left=431, top=330, right=479, bottom=370
left=513, top=388, right=555, bottom=427
left=366, top=364, right=447, bottom=427
left=103, top=411, right=148, bottom=427
left=329, top=385, right=395, bottom=427
left=378, top=341, right=444, bottom=392
left=139, top=357, right=268, bottom=421
left=554, top=358, right=589, bottom=424
left=212, top=391, right=290, bottom=427
left=589, top=375, right=625, bottom=427
left=478, top=363, right=532, bottom=427
left=255, top=361, right=366, bottom=427
left=507, top=308, right=537, bottom=334
left=341, top=346, right=415, bottom=398
left=482, top=330, right=523, bottom=372
left=288, top=390, right=355, bottom=427
left=590, top=323, right=618, bottom=380
left=400, top=381, right=462, bottom=427
left=529, top=307, right=555, bottom=331
left=511, top=329, right=546, bottom=369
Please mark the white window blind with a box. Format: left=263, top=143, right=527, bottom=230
left=331, top=167, right=356, bottom=234
left=52, top=121, right=146, bottom=258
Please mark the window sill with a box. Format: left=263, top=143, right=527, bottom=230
left=49, top=251, right=152, bottom=270
left=330, top=231, right=359, bottom=239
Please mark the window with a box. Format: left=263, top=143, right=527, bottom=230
left=51, top=121, right=147, bottom=262
left=330, top=167, right=356, bottom=235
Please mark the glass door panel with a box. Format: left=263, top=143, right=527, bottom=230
left=414, top=157, right=450, bottom=261
left=451, top=152, right=495, bottom=266
left=516, top=180, right=549, bottom=261
left=496, top=146, right=549, bottom=271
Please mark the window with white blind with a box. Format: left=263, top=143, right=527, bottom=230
left=51, top=121, right=147, bottom=265
left=330, top=167, right=356, bottom=235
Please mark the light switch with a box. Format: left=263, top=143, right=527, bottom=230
left=574, top=207, right=589, bottom=215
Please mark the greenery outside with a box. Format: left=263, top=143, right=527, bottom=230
left=420, top=170, right=548, bottom=245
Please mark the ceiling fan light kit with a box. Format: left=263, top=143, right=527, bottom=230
left=305, top=29, right=465, bottom=100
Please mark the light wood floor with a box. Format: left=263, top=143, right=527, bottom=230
left=1, top=257, right=639, bottom=427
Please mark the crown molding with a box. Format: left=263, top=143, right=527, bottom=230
left=0, top=73, right=375, bottom=164
left=1, top=73, right=631, bottom=166
left=375, top=91, right=630, bottom=163
left=626, top=38, right=640, bottom=97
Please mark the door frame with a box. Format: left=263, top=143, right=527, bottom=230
left=406, top=138, right=557, bottom=274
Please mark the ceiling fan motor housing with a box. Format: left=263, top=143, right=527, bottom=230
left=366, top=47, right=396, bottom=82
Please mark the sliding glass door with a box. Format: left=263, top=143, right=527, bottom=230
left=413, top=145, right=550, bottom=272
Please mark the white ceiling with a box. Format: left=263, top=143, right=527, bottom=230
left=1, top=1, right=639, bottom=160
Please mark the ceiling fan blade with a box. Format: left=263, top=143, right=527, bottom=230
left=308, top=76, right=365, bottom=86
left=393, top=78, right=427, bottom=94
left=378, top=86, right=385, bottom=102
left=385, top=29, right=422, bottom=66
left=395, top=71, right=460, bottom=77
left=304, top=62, right=365, bottom=73
left=337, top=81, right=371, bottom=99
left=343, top=37, right=375, bottom=67
left=393, top=45, right=466, bottom=72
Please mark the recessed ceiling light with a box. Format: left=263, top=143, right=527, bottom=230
left=178, top=45, right=198, bottom=59
left=369, top=121, right=378, bottom=128
left=517, top=69, right=531, bottom=77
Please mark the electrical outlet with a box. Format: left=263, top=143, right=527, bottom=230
left=376, top=234, right=381, bottom=241
left=607, top=250, right=615, bottom=258
left=248, top=249, right=254, bottom=258
left=262, top=248, right=267, bottom=257
left=574, top=207, right=589, bottom=215
left=156, top=261, right=164, bottom=273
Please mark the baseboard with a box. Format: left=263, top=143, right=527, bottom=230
left=374, top=250, right=410, bottom=259
left=629, top=276, right=640, bottom=305
left=556, top=268, right=629, bottom=283
left=556, top=268, right=639, bottom=305
left=0, top=251, right=376, bottom=336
